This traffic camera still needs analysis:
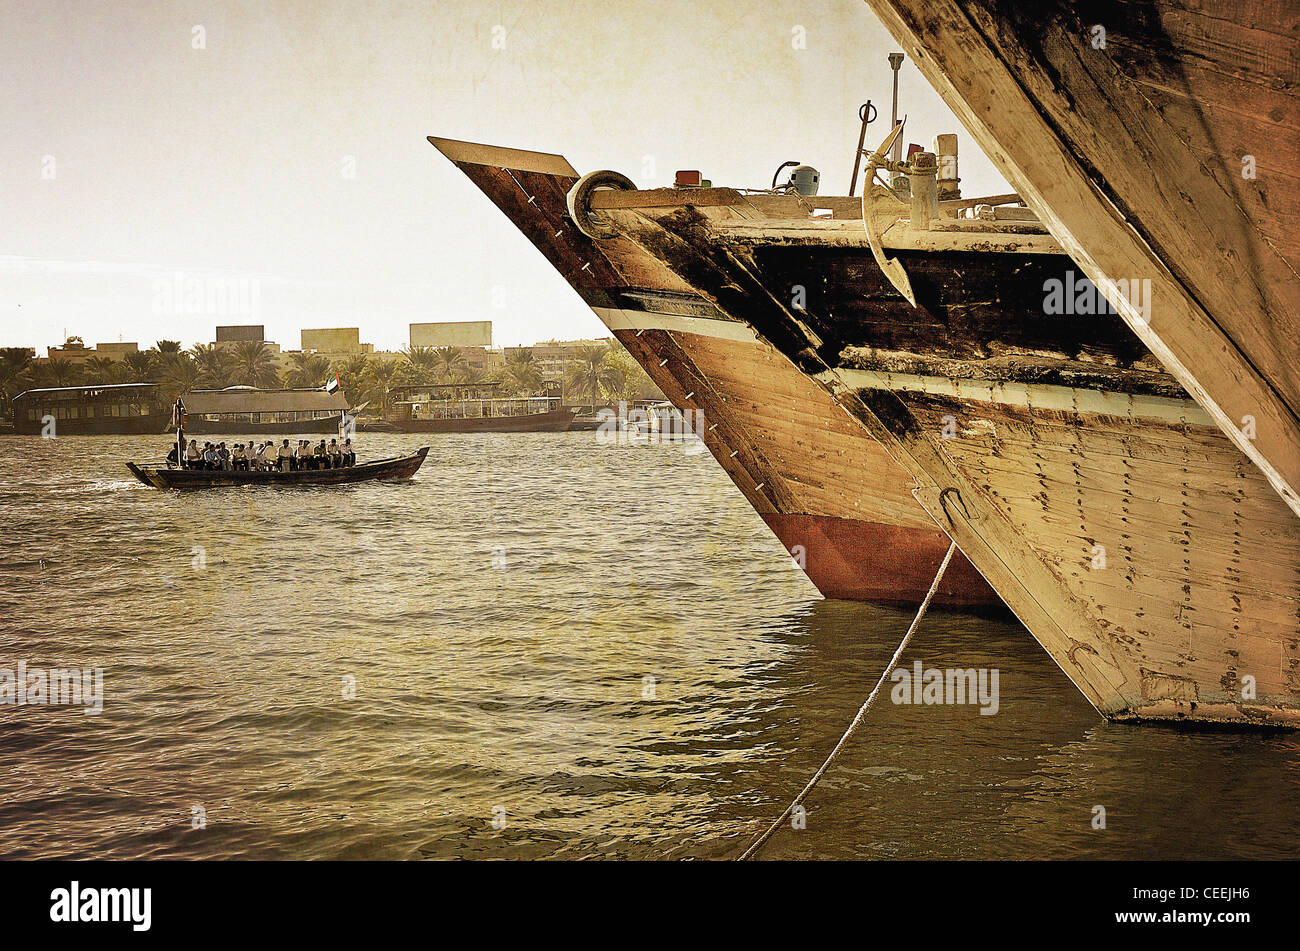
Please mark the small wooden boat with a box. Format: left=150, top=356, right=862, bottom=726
left=125, top=447, right=429, bottom=490
left=389, top=408, right=575, bottom=433
left=385, top=382, right=576, bottom=433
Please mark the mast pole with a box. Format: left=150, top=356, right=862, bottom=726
left=888, top=52, right=905, bottom=189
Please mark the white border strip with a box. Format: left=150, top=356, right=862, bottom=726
left=594, top=306, right=761, bottom=344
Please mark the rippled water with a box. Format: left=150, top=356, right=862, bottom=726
left=0, top=432, right=1296, bottom=859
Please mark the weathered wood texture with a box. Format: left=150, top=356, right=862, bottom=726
left=862, top=0, right=1300, bottom=517
left=901, top=393, right=1300, bottom=716
left=604, top=196, right=1300, bottom=724
left=427, top=137, right=997, bottom=607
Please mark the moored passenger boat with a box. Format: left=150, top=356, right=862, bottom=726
left=564, top=124, right=1300, bottom=727
left=428, top=136, right=1001, bottom=607
left=12, top=383, right=164, bottom=435
left=384, top=381, right=575, bottom=433
left=863, top=0, right=1300, bottom=519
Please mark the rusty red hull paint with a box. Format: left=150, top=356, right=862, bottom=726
left=762, top=513, right=998, bottom=607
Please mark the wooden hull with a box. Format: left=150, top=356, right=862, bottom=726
left=428, top=136, right=1000, bottom=608
left=388, top=409, right=575, bottom=433
left=615, top=323, right=996, bottom=606
left=13, top=416, right=162, bottom=436
left=125, top=447, right=429, bottom=489
left=597, top=189, right=1300, bottom=727
left=864, top=0, right=1300, bottom=519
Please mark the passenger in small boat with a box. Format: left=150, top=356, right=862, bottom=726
left=186, top=440, right=201, bottom=469
left=256, top=441, right=273, bottom=471
left=232, top=444, right=246, bottom=471
left=342, top=439, right=355, bottom=467
left=328, top=439, right=341, bottom=468
left=276, top=439, right=292, bottom=471
left=217, top=443, right=231, bottom=471
left=167, top=429, right=187, bottom=468
left=202, top=443, right=218, bottom=470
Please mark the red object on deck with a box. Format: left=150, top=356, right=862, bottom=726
left=906, top=143, right=924, bottom=160
left=674, top=169, right=703, bottom=187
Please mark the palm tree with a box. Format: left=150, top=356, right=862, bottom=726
left=604, top=343, right=652, bottom=403
left=401, top=346, right=440, bottom=385
left=147, top=340, right=187, bottom=379
left=121, top=350, right=157, bottom=382
left=0, top=348, right=34, bottom=417
left=83, top=356, right=122, bottom=385
left=564, top=345, right=623, bottom=413
left=451, top=365, right=486, bottom=387
left=363, top=359, right=402, bottom=417
left=430, top=346, right=467, bottom=383
left=36, top=358, right=83, bottom=388
left=159, top=354, right=201, bottom=405
left=190, top=344, right=237, bottom=389
left=502, top=348, right=544, bottom=397
left=231, top=341, right=281, bottom=388
left=285, top=351, right=332, bottom=389
left=333, top=354, right=374, bottom=406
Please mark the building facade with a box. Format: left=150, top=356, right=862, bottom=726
left=409, top=321, right=492, bottom=349
left=300, top=327, right=372, bottom=356
left=505, top=338, right=613, bottom=380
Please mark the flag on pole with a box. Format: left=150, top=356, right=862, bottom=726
left=324, top=374, right=340, bottom=394
left=170, top=397, right=186, bottom=430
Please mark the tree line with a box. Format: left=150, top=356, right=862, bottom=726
left=0, top=339, right=656, bottom=418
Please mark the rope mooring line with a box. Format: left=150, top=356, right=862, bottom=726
left=737, top=541, right=958, bottom=861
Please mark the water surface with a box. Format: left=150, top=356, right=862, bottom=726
left=0, top=433, right=1296, bottom=859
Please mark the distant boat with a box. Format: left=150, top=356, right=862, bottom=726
left=384, top=381, right=575, bottom=433
left=125, top=447, right=429, bottom=490
left=181, top=385, right=353, bottom=435
left=12, top=383, right=164, bottom=434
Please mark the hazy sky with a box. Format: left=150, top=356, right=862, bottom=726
left=0, top=0, right=1009, bottom=353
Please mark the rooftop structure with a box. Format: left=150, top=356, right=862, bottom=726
left=410, top=320, right=492, bottom=349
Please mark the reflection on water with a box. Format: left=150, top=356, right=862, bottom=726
left=0, top=433, right=1296, bottom=859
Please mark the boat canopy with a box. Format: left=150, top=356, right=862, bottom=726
left=184, top=388, right=348, bottom=414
